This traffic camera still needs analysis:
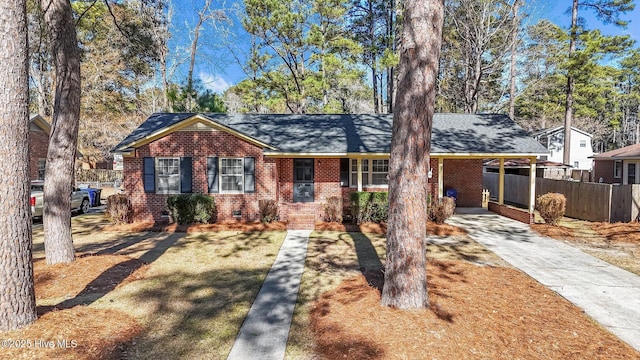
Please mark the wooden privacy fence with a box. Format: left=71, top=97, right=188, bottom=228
left=483, top=173, right=640, bottom=222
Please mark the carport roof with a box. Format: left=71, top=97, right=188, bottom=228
left=113, top=113, right=548, bottom=157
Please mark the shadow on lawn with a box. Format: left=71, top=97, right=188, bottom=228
left=38, top=233, right=183, bottom=314
left=121, top=266, right=271, bottom=359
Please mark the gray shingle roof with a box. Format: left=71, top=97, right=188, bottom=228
left=113, top=113, right=547, bottom=156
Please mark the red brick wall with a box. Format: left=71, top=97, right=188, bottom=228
left=593, top=159, right=617, bottom=184
left=442, top=159, right=483, bottom=207
left=124, top=131, right=277, bottom=222
left=488, top=201, right=534, bottom=224
left=29, top=128, right=49, bottom=180
left=425, top=158, right=483, bottom=207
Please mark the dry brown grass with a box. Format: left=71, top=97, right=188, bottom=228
left=532, top=217, right=640, bottom=276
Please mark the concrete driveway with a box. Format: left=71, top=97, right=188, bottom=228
left=448, top=209, right=640, bottom=352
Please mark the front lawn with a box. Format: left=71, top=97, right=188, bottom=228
left=7, top=214, right=286, bottom=360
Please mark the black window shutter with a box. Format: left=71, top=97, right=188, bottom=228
left=180, top=157, right=192, bottom=193
left=244, top=157, right=255, bottom=193
left=340, top=158, right=349, bottom=187
left=207, top=157, right=219, bottom=193
left=143, top=157, right=155, bottom=193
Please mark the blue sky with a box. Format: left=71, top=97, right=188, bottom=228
left=165, top=0, right=640, bottom=94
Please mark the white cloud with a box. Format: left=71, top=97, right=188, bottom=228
left=199, top=72, right=231, bottom=93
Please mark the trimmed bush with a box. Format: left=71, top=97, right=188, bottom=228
left=350, top=191, right=389, bottom=224
left=258, top=199, right=279, bottom=223
left=105, top=194, right=132, bottom=224
left=429, top=196, right=456, bottom=224
left=535, top=193, right=566, bottom=225
left=167, top=194, right=216, bottom=225
left=323, top=196, right=343, bottom=223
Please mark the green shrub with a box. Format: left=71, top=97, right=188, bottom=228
left=429, top=196, right=456, bottom=224
left=105, top=194, right=132, bottom=224
left=167, top=194, right=216, bottom=225
left=258, top=199, right=279, bottom=223
left=535, top=193, right=566, bottom=225
left=323, top=196, right=343, bottom=223
left=350, top=191, right=389, bottom=224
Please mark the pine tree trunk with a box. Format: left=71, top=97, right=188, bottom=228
left=381, top=0, right=444, bottom=310
left=42, top=0, right=81, bottom=264
left=508, top=0, right=520, bottom=120
left=563, top=0, right=578, bottom=165
left=0, top=0, right=38, bottom=330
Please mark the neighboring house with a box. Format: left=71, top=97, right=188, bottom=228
left=113, top=113, right=547, bottom=226
left=592, top=144, right=640, bottom=184
left=532, top=126, right=594, bottom=170
left=29, top=114, right=50, bottom=180
left=484, top=158, right=570, bottom=179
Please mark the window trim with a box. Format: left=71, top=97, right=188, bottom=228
left=156, top=157, right=181, bottom=194
left=220, top=157, right=244, bottom=194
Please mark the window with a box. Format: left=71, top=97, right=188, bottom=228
left=371, top=159, right=389, bottom=185
left=350, top=159, right=370, bottom=187
left=37, top=159, right=46, bottom=180
left=207, top=157, right=255, bottom=194
left=221, top=158, right=243, bottom=192
left=350, top=158, right=388, bottom=187
left=629, top=163, right=637, bottom=184
left=614, top=160, right=622, bottom=178
left=580, top=140, right=587, bottom=148
left=574, top=161, right=579, bottom=169
left=157, top=157, right=180, bottom=194
left=143, top=157, right=192, bottom=194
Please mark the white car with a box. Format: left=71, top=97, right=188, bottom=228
left=30, top=181, right=90, bottom=219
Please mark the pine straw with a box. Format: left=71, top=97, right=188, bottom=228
left=315, top=221, right=467, bottom=236
left=531, top=223, right=577, bottom=240
left=34, top=255, right=148, bottom=300
left=589, top=222, right=640, bottom=244
left=1, top=307, right=140, bottom=360
left=4, top=255, right=144, bottom=360
left=103, top=220, right=287, bottom=233
left=311, top=260, right=640, bottom=360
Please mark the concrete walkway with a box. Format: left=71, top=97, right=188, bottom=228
left=447, top=209, right=640, bottom=352
left=227, top=230, right=311, bottom=360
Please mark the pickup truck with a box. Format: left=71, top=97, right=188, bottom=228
left=30, top=181, right=91, bottom=219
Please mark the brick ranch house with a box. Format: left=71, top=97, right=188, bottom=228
left=113, top=113, right=547, bottom=227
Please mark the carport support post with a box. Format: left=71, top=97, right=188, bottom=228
left=438, top=157, right=444, bottom=198
left=529, top=157, right=536, bottom=213
left=498, top=158, right=505, bottom=204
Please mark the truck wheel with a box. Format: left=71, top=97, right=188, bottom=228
left=80, top=199, right=89, bottom=214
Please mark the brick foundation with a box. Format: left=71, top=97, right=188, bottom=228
left=488, top=201, right=534, bottom=224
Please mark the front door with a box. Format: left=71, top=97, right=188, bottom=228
left=293, top=159, right=314, bottom=202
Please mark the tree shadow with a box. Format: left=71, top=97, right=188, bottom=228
left=38, top=233, right=182, bottom=314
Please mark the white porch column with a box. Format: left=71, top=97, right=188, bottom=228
left=498, top=158, right=505, bottom=205
left=357, top=158, right=363, bottom=192
left=529, top=156, right=537, bottom=213
left=437, top=157, right=444, bottom=199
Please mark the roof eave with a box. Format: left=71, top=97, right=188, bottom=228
left=115, top=114, right=278, bottom=152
